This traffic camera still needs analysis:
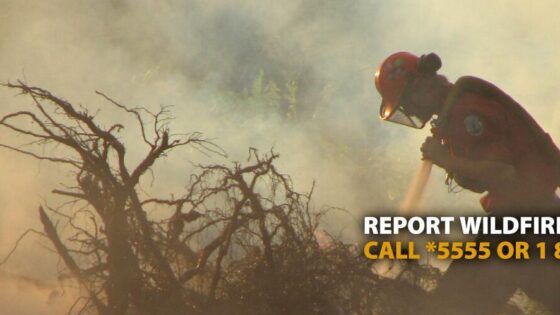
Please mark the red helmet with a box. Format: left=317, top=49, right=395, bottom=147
left=375, top=52, right=424, bottom=128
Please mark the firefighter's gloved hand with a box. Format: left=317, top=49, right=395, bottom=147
left=421, top=136, right=450, bottom=167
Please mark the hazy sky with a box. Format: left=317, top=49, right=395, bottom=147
left=1, top=1, right=559, bottom=313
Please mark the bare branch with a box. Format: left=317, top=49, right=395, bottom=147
left=0, top=143, right=81, bottom=167
left=95, top=91, right=153, bottom=148
left=0, top=229, right=45, bottom=266
left=39, top=206, right=107, bottom=313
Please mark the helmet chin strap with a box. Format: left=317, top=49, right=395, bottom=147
left=394, top=79, right=438, bottom=129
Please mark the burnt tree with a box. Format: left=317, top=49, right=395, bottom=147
left=0, top=82, right=439, bottom=315
left=0, top=82, right=223, bottom=314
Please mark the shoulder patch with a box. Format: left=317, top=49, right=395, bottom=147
left=464, top=114, right=484, bottom=136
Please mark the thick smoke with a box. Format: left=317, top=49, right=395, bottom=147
left=1, top=1, right=559, bottom=313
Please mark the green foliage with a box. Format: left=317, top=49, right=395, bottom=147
left=264, top=80, right=281, bottom=111
left=251, top=68, right=265, bottom=99
left=285, top=79, right=298, bottom=120
left=220, top=67, right=310, bottom=121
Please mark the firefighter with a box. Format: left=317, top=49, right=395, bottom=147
left=374, top=52, right=560, bottom=314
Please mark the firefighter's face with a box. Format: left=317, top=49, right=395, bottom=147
left=401, top=74, right=449, bottom=122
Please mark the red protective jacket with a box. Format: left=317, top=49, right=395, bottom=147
left=433, top=76, right=560, bottom=213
